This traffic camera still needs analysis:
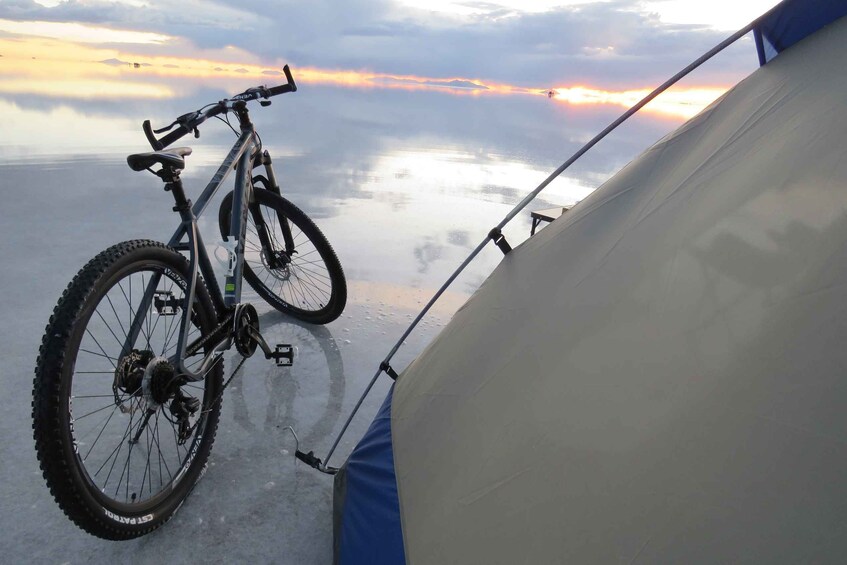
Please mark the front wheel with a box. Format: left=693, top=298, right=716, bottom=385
left=219, top=187, right=347, bottom=324
left=32, top=240, right=223, bottom=540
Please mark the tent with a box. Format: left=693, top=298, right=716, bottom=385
left=333, top=3, right=847, bottom=563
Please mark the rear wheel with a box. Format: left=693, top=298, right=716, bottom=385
left=219, top=186, right=347, bottom=324
left=32, top=240, right=223, bottom=540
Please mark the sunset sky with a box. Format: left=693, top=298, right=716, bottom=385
left=0, top=0, right=781, bottom=118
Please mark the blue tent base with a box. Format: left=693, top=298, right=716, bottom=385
left=754, top=0, right=847, bottom=65
left=333, top=386, right=406, bottom=565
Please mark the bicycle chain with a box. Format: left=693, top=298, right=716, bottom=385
left=185, top=312, right=234, bottom=357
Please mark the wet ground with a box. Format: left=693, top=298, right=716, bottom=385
left=0, top=155, right=482, bottom=563
left=0, top=81, right=682, bottom=562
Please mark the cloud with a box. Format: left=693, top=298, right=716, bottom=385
left=0, top=0, right=760, bottom=88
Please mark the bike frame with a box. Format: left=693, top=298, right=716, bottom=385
left=121, top=113, right=285, bottom=382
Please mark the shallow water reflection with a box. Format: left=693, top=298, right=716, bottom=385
left=1, top=77, right=683, bottom=306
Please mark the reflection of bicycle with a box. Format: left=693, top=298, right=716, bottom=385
left=228, top=313, right=345, bottom=449
left=32, top=66, right=346, bottom=540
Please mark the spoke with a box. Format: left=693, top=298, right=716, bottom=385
left=117, top=411, right=145, bottom=501
left=141, top=417, right=154, bottom=499
left=146, top=277, right=173, bottom=353
left=160, top=283, right=180, bottom=356
left=141, top=272, right=154, bottom=352
left=75, top=401, right=124, bottom=421
left=292, top=248, right=321, bottom=260
left=161, top=307, right=184, bottom=357
left=170, top=417, right=183, bottom=467
left=100, top=399, right=136, bottom=486
left=158, top=279, right=179, bottom=356
left=296, top=273, right=325, bottom=308
left=292, top=276, right=331, bottom=305
left=287, top=272, right=310, bottom=308
left=292, top=271, right=326, bottom=307
left=82, top=402, right=120, bottom=461
left=94, top=308, right=126, bottom=350
left=152, top=412, right=172, bottom=487
left=293, top=262, right=333, bottom=283
left=291, top=254, right=329, bottom=268
left=82, top=330, right=118, bottom=369
left=128, top=275, right=132, bottom=340
left=162, top=324, right=200, bottom=357
left=104, top=294, right=129, bottom=341
left=78, top=348, right=117, bottom=363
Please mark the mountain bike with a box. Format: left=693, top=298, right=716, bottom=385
left=32, top=66, right=346, bottom=539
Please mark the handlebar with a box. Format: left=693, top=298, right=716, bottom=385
left=142, top=64, right=298, bottom=151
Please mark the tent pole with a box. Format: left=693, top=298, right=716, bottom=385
left=319, top=4, right=783, bottom=469
left=322, top=236, right=491, bottom=468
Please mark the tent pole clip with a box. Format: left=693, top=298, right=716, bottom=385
left=379, top=361, right=399, bottom=381
left=488, top=228, right=512, bottom=255
left=286, top=426, right=337, bottom=475
left=295, top=449, right=338, bottom=475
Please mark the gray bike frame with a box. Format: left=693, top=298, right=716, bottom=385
left=121, top=128, right=261, bottom=382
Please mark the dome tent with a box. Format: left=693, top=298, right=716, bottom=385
left=333, top=3, right=847, bottom=563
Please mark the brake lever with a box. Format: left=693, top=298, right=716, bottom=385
left=153, top=119, right=178, bottom=134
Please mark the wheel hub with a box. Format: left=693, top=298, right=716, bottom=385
left=260, top=249, right=292, bottom=281
left=114, top=349, right=154, bottom=397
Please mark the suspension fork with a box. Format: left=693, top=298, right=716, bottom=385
left=256, top=150, right=295, bottom=253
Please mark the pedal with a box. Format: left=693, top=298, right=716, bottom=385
left=270, top=344, right=294, bottom=367
left=153, top=291, right=180, bottom=315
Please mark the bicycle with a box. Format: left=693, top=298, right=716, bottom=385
left=31, top=65, right=347, bottom=539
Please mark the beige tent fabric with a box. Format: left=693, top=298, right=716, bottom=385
left=392, top=16, right=847, bottom=565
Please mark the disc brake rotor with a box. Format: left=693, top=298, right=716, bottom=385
left=260, top=249, right=291, bottom=281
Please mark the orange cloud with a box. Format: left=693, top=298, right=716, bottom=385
left=0, top=35, right=728, bottom=118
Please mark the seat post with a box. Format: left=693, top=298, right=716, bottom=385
left=159, top=168, right=191, bottom=214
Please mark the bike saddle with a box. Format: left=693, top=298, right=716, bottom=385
left=126, top=147, right=192, bottom=172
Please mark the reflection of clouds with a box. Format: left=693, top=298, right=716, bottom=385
left=414, top=238, right=444, bottom=274
left=481, top=183, right=521, bottom=204
left=447, top=230, right=470, bottom=248
left=0, top=65, right=694, bottom=301
left=1, top=70, right=674, bottom=212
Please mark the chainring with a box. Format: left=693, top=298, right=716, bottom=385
left=234, top=303, right=260, bottom=357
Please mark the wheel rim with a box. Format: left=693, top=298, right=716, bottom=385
left=244, top=205, right=334, bottom=314
left=66, top=262, right=215, bottom=510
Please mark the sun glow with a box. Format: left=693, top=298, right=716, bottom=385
left=0, top=35, right=728, bottom=118
left=551, top=86, right=726, bottom=119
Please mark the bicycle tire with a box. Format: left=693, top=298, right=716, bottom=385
left=218, top=187, right=347, bottom=324
left=32, top=240, right=223, bottom=540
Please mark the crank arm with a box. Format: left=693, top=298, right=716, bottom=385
left=245, top=326, right=294, bottom=366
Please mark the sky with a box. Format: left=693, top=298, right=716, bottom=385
left=0, top=0, right=782, bottom=115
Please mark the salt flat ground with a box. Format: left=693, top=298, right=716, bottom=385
left=0, top=156, right=473, bottom=563
left=0, top=82, right=668, bottom=562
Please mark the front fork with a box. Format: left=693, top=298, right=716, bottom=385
left=250, top=150, right=295, bottom=269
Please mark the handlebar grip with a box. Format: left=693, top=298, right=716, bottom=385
left=283, top=64, right=297, bottom=92
left=157, top=125, right=191, bottom=149
left=143, top=120, right=164, bottom=151
left=267, top=64, right=297, bottom=97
